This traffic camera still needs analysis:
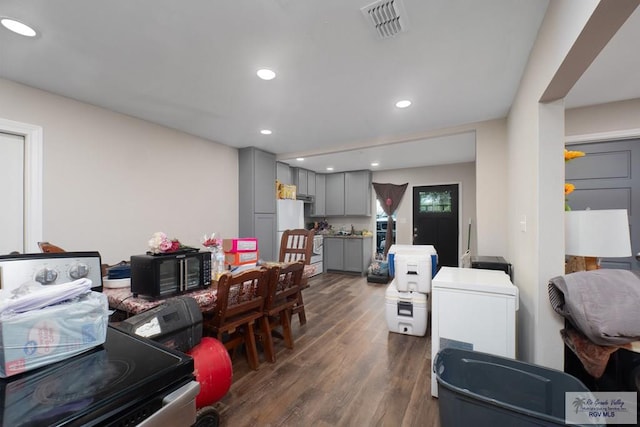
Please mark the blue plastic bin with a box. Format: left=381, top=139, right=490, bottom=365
left=434, top=348, right=601, bottom=427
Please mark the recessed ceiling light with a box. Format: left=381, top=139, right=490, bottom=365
left=257, top=69, right=276, bottom=80
left=260, top=129, right=272, bottom=135
left=326, top=167, right=334, bottom=171
left=296, top=158, right=304, bottom=161
left=371, top=162, right=379, bottom=167
left=395, top=99, right=412, bottom=108
left=1, top=18, right=37, bottom=37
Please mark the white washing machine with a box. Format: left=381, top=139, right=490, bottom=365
left=430, top=266, right=518, bottom=397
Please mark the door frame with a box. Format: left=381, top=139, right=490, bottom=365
left=0, top=118, right=43, bottom=253
left=412, top=181, right=463, bottom=266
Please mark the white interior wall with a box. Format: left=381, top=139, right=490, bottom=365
left=474, top=118, right=509, bottom=258
left=566, top=98, right=640, bottom=137
left=0, top=78, right=239, bottom=265
left=507, top=0, right=599, bottom=368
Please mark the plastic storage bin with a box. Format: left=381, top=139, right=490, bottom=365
left=434, top=348, right=601, bottom=427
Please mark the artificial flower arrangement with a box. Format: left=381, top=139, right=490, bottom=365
left=201, top=233, right=222, bottom=249
left=564, top=149, right=585, bottom=211
left=148, top=231, right=197, bottom=254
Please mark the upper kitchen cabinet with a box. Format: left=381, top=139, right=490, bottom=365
left=276, top=162, right=292, bottom=186
left=325, top=173, right=345, bottom=216
left=292, top=167, right=309, bottom=196
left=307, top=170, right=316, bottom=196
left=321, top=170, right=372, bottom=217
left=312, top=174, right=326, bottom=216
left=345, top=170, right=372, bottom=216
left=239, top=147, right=276, bottom=260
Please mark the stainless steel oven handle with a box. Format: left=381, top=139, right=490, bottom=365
left=138, top=380, right=200, bottom=427
left=179, top=259, right=185, bottom=292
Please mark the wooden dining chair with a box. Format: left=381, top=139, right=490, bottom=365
left=261, top=261, right=305, bottom=363
left=202, top=267, right=270, bottom=370
left=38, top=242, right=66, bottom=253
left=278, top=229, right=315, bottom=325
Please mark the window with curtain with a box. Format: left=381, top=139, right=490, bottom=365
left=376, top=199, right=396, bottom=254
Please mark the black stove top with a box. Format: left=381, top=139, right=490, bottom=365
left=0, top=326, right=194, bottom=426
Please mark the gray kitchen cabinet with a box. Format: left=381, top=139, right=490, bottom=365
left=344, top=237, right=372, bottom=273
left=292, top=167, right=308, bottom=195
left=307, top=170, right=316, bottom=196
left=253, top=213, right=276, bottom=262
left=239, top=147, right=276, bottom=261
left=324, top=236, right=373, bottom=275
left=325, top=173, right=345, bottom=216
left=276, top=162, right=292, bottom=185
left=313, top=174, right=326, bottom=216
left=345, top=170, right=372, bottom=216
left=324, top=237, right=344, bottom=271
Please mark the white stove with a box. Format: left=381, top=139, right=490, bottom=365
left=309, top=234, right=323, bottom=277
left=0, top=252, right=104, bottom=295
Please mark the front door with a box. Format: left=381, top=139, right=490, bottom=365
left=412, top=184, right=459, bottom=268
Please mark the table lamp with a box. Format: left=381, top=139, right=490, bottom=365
left=565, top=209, right=632, bottom=272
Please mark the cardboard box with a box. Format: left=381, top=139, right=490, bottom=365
left=222, top=238, right=258, bottom=253
left=278, top=184, right=296, bottom=200
left=0, top=292, right=108, bottom=377
left=224, top=251, right=259, bottom=266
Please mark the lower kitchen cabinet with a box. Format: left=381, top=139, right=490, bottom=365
left=324, top=236, right=373, bottom=275
left=324, top=237, right=344, bottom=271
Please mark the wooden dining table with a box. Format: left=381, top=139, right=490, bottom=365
left=103, top=283, right=218, bottom=318
left=103, top=262, right=316, bottom=320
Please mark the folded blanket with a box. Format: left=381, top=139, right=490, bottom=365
left=561, top=326, right=630, bottom=378
left=548, top=269, right=640, bottom=346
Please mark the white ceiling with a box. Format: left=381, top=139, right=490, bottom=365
left=0, top=1, right=638, bottom=173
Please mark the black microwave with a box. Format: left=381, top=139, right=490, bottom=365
left=130, top=251, right=211, bottom=298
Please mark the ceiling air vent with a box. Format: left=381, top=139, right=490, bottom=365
left=361, top=0, right=409, bottom=39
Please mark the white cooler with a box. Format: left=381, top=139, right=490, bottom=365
left=394, top=252, right=432, bottom=293
left=385, top=280, right=428, bottom=337
left=388, top=244, right=438, bottom=283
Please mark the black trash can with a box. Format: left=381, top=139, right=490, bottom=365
left=434, top=348, right=602, bottom=427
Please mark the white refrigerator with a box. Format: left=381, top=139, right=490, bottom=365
left=431, top=267, right=518, bottom=397
left=276, top=199, right=304, bottom=256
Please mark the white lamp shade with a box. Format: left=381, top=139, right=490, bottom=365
left=565, top=209, right=632, bottom=257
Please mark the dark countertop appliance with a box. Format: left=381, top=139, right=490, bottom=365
left=471, top=255, right=513, bottom=280
left=130, top=250, right=211, bottom=299
left=0, top=326, right=199, bottom=426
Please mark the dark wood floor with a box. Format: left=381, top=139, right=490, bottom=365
left=215, top=272, right=440, bottom=426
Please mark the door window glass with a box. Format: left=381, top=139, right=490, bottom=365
left=418, top=190, right=452, bottom=213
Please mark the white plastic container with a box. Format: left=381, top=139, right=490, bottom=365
left=388, top=244, right=438, bottom=279
left=394, top=252, right=432, bottom=293
left=0, top=291, right=108, bottom=377
left=385, top=280, right=428, bottom=337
